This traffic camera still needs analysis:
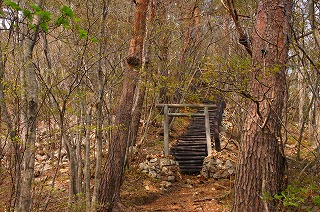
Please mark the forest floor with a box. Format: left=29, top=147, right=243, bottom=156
left=120, top=122, right=234, bottom=212
left=1, top=114, right=319, bottom=211
left=118, top=119, right=320, bottom=212
left=121, top=170, right=233, bottom=211
left=119, top=146, right=320, bottom=212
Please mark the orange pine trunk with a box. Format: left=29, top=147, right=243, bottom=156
left=233, top=0, right=292, bottom=211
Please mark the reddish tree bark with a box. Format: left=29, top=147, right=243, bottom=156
left=129, top=0, right=154, bottom=149
left=233, top=0, right=292, bottom=211
left=97, top=0, right=149, bottom=211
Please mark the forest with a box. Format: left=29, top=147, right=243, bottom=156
left=0, top=0, right=319, bottom=211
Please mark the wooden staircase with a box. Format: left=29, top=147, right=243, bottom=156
left=170, top=102, right=225, bottom=173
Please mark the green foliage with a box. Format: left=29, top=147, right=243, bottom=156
left=274, top=184, right=320, bottom=210
left=78, top=29, right=88, bottom=38
left=3, top=1, right=93, bottom=39
left=4, top=1, right=52, bottom=32
left=23, top=9, right=33, bottom=20
left=4, top=0, right=21, bottom=11
left=40, top=11, right=52, bottom=22
left=54, top=5, right=98, bottom=41
left=89, top=37, right=99, bottom=43
left=55, top=6, right=74, bottom=29
left=55, top=16, right=69, bottom=28
left=29, top=3, right=42, bottom=12
left=40, top=21, right=48, bottom=32
left=274, top=185, right=306, bottom=207
left=314, top=196, right=320, bottom=207
left=60, top=5, right=74, bottom=18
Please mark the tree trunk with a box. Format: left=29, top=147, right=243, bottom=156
left=19, top=1, right=43, bottom=209
left=129, top=0, right=154, bottom=150
left=297, top=69, right=306, bottom=159
left=233, top=0, right=291, bottom=211
left=308, top=97, right=315, bottom=141
left=315, top=100, right=320, bottom=153
left=97, top=0, right=149, bottom=211
left=84, top=107, right=92, bottom=211
left=16, top=12, right=28, bottom=212
left=92, top=2, right=110, bottom=209
left=63, top=133, right=79, bottom=203
left=313, top=78, right=320, bottom=154
left=76, top=101, right=85, bottom=195
left=58, top=105, right=79, bottom=204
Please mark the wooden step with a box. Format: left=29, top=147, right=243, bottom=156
left=177, top=160, right=204, bottom=165
left=172, top=152, right=207, bottom=156
left=170, top=146, right=206, bottom=151
left=169, top=100, right=224, bottom=173
left=174, top=155, right=206, bottom=160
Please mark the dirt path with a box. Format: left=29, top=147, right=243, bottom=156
left=122, top=174, right=233, bottom=211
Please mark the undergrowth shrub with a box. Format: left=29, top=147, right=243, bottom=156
left=274, top=184, right=320, bottom=211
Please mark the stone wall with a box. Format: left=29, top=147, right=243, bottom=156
left=139, top=154, right=181, bottom=190
left=201, top=141, right=238, bottom=179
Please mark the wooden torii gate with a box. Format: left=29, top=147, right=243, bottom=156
left=156, top=104, right=218, bottom=156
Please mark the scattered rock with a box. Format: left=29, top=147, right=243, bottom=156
left=162, top=166, right=168, bottom=173
left=159, top=158, right=171, bottom=167
left=150, top=158, right=157, bottom=163
left=42, top=163, right=52, bottom=171
left=167, top=175, right=175, bottom=182
left=149, top=170, right=158, bottom=178
left=144, top=185, right=150, bottom=191
left=60, top=168, right=68, bottom=174
left=53, top=148, right=67, bottom=160
left=160, top=181, right=172, bottom=189
left=35, top=154, right=49, bottom=162
left=201, top=141, right=238, bottom=179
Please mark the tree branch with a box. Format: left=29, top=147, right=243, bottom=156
left=221, top=0, right=252, bottom=56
